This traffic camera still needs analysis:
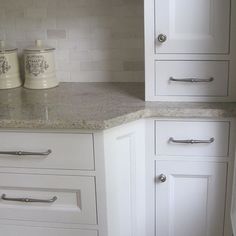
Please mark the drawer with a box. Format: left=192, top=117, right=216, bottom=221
left=0, top=173, right=97, bottom=224
left=155, top=121, right=230, bottom=157
left=0, top=225, right=97, bottom=236
left=155, top=61, right=229, bottom=97
left=0, top=132, right=94, bottom=170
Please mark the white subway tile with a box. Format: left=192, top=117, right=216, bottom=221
left=112, top=71, right=144, bottom=82
left=70, top=71, right=113, bottom=82
left=123, top=61, right=144, bottom=71
left=26, top=30, right=46, bottom=40
left=112, top=6, right=143, bottom=17
left=15, top=17, right=41, bottom=30
left=0, top=30, right=6, bottom=40
left=70, top=50, right=92, bottom=61
left=57, top=40, right=80, bottom=50
left=68, top=28, right=91, bottom=39
left=80, top=60, right=123, bottom=71
left=6, top=29, right=26, bottom=41
left=24, top=8, right=47, bottom=19
left=41, top=18, right=57, bottom=29
left=47, top=29, right=67, bottom=39
left=56, top=71, right=71, bottom=82
left=55, top=50, right=70, bottom=61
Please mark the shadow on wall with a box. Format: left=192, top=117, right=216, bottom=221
left=0, top=0, right=144, bottom=83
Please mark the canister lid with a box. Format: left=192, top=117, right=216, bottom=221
left=0, top=40, right=17, bottom=53
left=24, top=40, right=55, bottom=53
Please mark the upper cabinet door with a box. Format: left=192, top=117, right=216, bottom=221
left=155, top=0, right=230, bottom=54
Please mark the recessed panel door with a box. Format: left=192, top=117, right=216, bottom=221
left=155, top=0, right=230, bottom=54
left=155, top=161, right=227, bottom=236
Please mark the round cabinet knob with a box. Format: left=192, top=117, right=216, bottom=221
left=157, top=34, right=167, bottom=43
left=159, top=174, right=167, bottom=183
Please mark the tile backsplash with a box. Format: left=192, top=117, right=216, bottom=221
left=0, top=0, right=144, bottom=82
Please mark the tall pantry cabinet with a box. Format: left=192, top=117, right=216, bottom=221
left=145, top=1, right=236, bottom=236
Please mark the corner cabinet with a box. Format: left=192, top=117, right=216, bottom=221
left=146, top=119, right=236, bottom=236
left=145, top=0, right=236, bottom=101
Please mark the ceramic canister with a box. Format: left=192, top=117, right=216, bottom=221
left=24, top=40, right=59, bottom=89
left=0, top=40, right=21, bottom=89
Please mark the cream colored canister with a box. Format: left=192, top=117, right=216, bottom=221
left=24, top=40, right=59, bottom=89
left=0, top=40, right=21, bottom=89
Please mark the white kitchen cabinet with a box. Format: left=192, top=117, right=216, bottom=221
left=155, top=0, right=230, bottom=54
left=0, top=120, right=146, bottom=236
left=145, top=0, right=236, bottom=101
left=0, top=118, right=234, bottom=236
left=146, top=119, right=235, bottom=236
left=155, top=161, right=227, bottom=236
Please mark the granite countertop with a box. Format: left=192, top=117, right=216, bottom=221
left=0, top=82, right=236, bottom=130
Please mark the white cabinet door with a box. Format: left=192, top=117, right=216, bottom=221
left=155, top=0, right=230, bottom=54
left=155, top=161, right=227, bottom=236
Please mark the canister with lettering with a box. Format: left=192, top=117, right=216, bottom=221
left=24, top=40, right=59, bottom=89
left=0, top=40, right=21, bottom=89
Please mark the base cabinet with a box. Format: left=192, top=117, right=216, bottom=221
left=147, top=119, right=235, bottom=236
left=155, top=161, right=227, bottom=236
left=0, top=118, right=234, bottom=236
left=0, top=120, right=146, bottom=236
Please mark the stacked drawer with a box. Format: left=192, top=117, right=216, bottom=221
left=155, top=121, right=230, bottom=157
left=0, top=132, right=97, bottom=236
left=154, top=61, right=229, bottom=97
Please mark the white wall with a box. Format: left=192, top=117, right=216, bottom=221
left=0, top=0, right=144, bottom=82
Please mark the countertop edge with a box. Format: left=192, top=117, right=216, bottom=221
left=1, top=107, right=236, bottom=130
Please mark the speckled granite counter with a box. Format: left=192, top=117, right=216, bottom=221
left=0, top=82, right=236, bottom=130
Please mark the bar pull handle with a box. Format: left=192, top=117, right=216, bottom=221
left=0, top=149, right=52, bottom=156
left=169, top=137, right=215, bottom=144
left=169, top=77, right=214, bottom=83
left=1, top=194, right=57, bottom=203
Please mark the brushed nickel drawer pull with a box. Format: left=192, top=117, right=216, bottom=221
left=0, top=149, right=52, bottom=156
left=169, top=137, right=215, bottom=144
left=169, top=77, right=214, bottom=83
left=1, top=194, right=57, bottom=203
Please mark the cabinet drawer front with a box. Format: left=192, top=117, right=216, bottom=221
left=155, top=121, right=230, bottom=157
left=0, top=132, right=94, bottom=170
left=0, top=173, right=97, bottom=224
left=155, top=61, right=229, bottom=97
left=0, top=225, right=97, bottom=236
